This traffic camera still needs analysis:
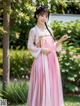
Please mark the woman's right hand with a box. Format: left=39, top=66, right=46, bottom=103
left=41, top=48, right=51, bottom=55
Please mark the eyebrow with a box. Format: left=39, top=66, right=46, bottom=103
left=39, top=12, right=48, bottom=17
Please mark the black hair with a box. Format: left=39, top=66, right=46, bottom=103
left=34, top=5, right=50, bottom=19
left=45, top=22, right=53, bottom=37
left=34, top=5, right=53, bottom=37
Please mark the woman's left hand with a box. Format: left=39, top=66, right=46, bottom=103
left=57, top=34, right=69, bottom=44
left=60, top=34, right=69, bottom=42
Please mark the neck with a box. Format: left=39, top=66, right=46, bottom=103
left=37, top=22, right=46, bottom=29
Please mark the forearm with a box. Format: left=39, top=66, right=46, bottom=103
left=57, top=34, right=68, bottom=45
left=56, top=39, right=63, bottom=46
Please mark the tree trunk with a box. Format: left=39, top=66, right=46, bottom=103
left=3, top=0, right=11, bottom=90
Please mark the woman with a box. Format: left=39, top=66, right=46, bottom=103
left=27, top=5, right=68, bottom=106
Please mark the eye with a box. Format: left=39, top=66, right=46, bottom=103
left=40, top=14, right=44, bottom=17
left=39, top=13, right=48, bottom=18
left=39, top=12, right=45, bottom=17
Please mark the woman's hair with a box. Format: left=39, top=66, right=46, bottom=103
left=34, top=5, right=53, bottom=37
left=34, top=5, right=50, bottom=19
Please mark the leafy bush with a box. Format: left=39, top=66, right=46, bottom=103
left=51, top=20, right=80, bottom=93
left=59, top=46, right=80, bottom=93
left=0, top=49, right=33, bottom=79
left=0, top=80, right=28, bottom=104
left=51, top=20, right=80, bottom=48
left=10, top=49, right=33, bottom=79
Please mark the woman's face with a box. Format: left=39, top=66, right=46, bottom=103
left=37, top=12, right=48, bottom=25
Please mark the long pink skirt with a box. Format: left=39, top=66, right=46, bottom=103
left=27, top=36, right=64, bottom=106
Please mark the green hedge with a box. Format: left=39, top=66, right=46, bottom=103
left=0, top=49, right=33, bottom=79
left=10, top=49, right=33, bottom=79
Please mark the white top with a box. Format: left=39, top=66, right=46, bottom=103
left=27, top=25, right=53, bottom=58
left=27, top=25, right=61, bottom=58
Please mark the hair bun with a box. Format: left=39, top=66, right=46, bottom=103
left=36, top=5, right=48, bottom=11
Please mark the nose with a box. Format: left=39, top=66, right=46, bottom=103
left=43, top=15, right=47, bottom=19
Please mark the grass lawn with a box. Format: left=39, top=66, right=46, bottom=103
left=64, top=96, right=80, bottom=106
left=9, top=96, right=80, bottom=106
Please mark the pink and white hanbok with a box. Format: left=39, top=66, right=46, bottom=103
left=27, top=25, right=64, bottom=106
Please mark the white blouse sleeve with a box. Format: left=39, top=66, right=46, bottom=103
left=27, top=28, right=42, bottom=58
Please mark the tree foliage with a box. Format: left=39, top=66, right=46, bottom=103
left=10, top=0, right=35, bottom=49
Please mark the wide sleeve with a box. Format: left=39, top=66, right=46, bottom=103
left=27, top=28, right=42, bottom=58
